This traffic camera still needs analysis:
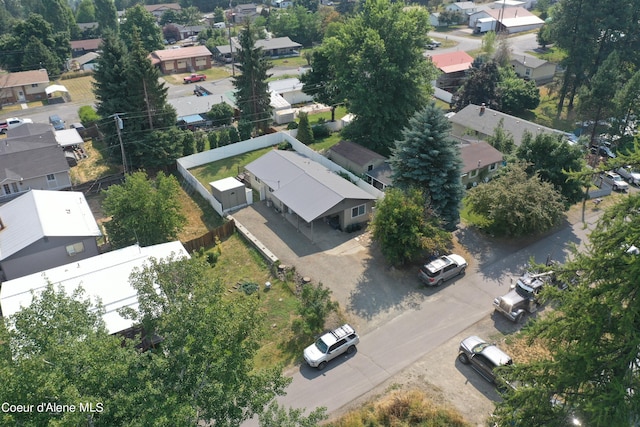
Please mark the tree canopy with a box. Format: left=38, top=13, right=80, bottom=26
left=120, top=4, right=164, bottom=53
left=371, top=187, right=451, bottom=266
left=516, top=132, right=585, bottom=205
left=316, top=0, right=436, bottom=155
left=493, top=193, right=640, bottom=426
left=233, top=21, right=273, bottom=133
left=390, top=102, right=464, bottom=230
left=0, top=256, right=291, bottom=426
left=453, top=61, right=500, bottom=111
left=102, top=171, right=186, bottom=249
left=465, top=162, right=565, bottom=237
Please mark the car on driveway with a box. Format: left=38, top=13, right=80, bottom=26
left=419, top=254, right=467, bottom=286
left=49, top=114, right=65, bottom=130
left=0, top=117, right=33, bottom=134
left=617, top=166, right=640, bottom=185
left=303, top=324, right=359, bottom=370
left=458, top=335, right=513, bottom=384
left=601, top=171, right=629, bottom=192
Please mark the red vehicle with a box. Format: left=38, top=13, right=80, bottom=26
left=183, top=73, right=206, bottom=84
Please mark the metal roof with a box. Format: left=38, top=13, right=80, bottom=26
left=245, top=150, right=376, bottom=223
left=210, top=176, right=244, bottom=192
left=55, top=129, right=84, bottom=147
left=328, top=140, right=386, bottom=168
left=0, top=241, right=189, bottom=334
left=0, top=190, right=101, bottom=261
left=428, top=51, right=474, bottom=74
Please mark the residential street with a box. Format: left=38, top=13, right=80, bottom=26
left=237, top=201, right=599, bottom=426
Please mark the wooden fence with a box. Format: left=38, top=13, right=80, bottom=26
left=182, top=219, right=236, bottom=253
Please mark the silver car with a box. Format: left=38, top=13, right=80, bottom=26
left=303, top=324, right=359, bottom=370
left=418, top=254, right=467, bottom=286
left=601, top=171, right=629, bottom=192
left=617, top=166, right=640, bottom=185
left=458, top=335, right=513, bottom=384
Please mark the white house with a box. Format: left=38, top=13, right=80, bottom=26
left=0, top=241, right=190, bottom=335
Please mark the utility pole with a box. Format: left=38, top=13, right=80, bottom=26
left=112, top=113, right=128, bottom=175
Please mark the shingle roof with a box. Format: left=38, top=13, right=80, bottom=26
left=144, top=3, right=181, bottom=12
left=459, top=141, right=504, bottom=174
left=70, top=38, right=102, bottom=51
left=256, top=37, right=302, bottom=50
left=0, top=241, right=189, bottom=334
left=0, top=70, right=49, bottom=88
left=328, top=140, right=386, bottom=168
left=510, top=55, right=548, bottom=69
left=149, top=45, right=212, bottom=63
left=428, top=51, right=474, bottom=74
left=449, top=104, right=564, bottom=146
left=0, top=190, right=101, bottom=261
left=366, top=162, right=393, bottom=186
left=245, top=150, right=376, bottom=223
left=0, top=123, right=70, bottom=182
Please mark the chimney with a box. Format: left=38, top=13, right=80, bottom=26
left=480, top=103, right=486, bottom=114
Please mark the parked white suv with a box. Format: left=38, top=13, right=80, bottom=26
left=418, top=254, right=467, bottom=287
left=617, top=166, right=640, bottom=186
left=601, top=171, right=629, bottom=192
left=0, top=117, right=33, bottom=134
left=303, top=324, right=359, bottom=370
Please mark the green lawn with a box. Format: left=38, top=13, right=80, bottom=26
left=207, top=234, right=303, bottom=369
left=309, top=133, right=342, bottom=152
left=190, top=146, right=274, bottom=187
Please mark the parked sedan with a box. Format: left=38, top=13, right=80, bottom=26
left=458, top=335, right=513, bottom=384
left=418, top=254, right=467, bottom=286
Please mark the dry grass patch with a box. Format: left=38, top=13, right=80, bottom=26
left=329, top=389, right=470, bottom=427
left=499, top=333, right=552, bottom=365
left=70, top=139, right=120, bottom=185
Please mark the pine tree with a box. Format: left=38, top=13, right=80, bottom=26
left=233, top=20, right=273, bottom=133
left=123, top=28, right=177, bottom=169
left=390, top=102, right=464, bottom=230
left=296, top=112, right=314, bottom=144
left=95, top=0, right=118, bottom=34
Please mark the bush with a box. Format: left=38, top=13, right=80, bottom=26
left=312, top=124, right=330, bottom=139
left=286, top=121, right=299, bottom=130
left=78, top=105, right=100, bottom=127
left=207, top=102, right=234, bottom=126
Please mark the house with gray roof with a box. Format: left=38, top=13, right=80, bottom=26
left=510, top=55, right=556, bottom=84
left=459, top=141, right=504, bottom=187
left=215, top=36, right=301, bottom=62
left=0, top=69, right=49, bottom=104
left=366, top=162, right=393, bottom=191
left=0, top=123, right=71, bottom=201
left=327, top=140, right=387, bottom=176
left=448, top=103, right=565, bottom=146
left=0, top=190, right=102, bottom=281
left=244, top=150, right=376, bottom=233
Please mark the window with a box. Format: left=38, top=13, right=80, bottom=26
left=351, top=204, right=366, bottom=218
left=489, top=163, right=497, bottom=171
left=11, top=183, right=18, bottom=193
left=31, top=83, right=39, bottom=88
left=525, top=68, right=531, bottom=76
left=66, top=242, right=85, bottom=256
left=470, top=169, right=478, bottom=178
left=3, top=184, right=10, bottom=195
left=367, top=164, right=374, bottom=171
left=47, top=174, right=55, bottom=181
left=255, top=177, right=261, bottom=183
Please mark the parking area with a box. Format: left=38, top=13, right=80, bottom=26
left=231, top=201, right=429, bottom=334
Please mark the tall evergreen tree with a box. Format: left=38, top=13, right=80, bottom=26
left=320, top=0, right=436, bottom=155
left=123, top=28, right=177, bottom=169
left=233, top=20, right=273, bottom=133
left=93, top=30, right=129, bottom=118
left=296, top=111, right=314, bottom=144
left=390, top=102, right=464, bottom=230
left=94, top=0, right=118, bottom=34
left=493, top=193, right=640, bottom=426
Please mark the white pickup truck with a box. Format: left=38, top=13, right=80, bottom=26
left=0, top=117, right=33, bottom=134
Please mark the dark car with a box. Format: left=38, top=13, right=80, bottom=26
left=458, top=335, right=513, bottom=384
left=49, top=114, right=65, bottom=130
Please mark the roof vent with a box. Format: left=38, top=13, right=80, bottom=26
left=480, top=103, right=486, bottom=114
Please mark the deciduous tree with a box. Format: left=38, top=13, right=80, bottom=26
left=102, top=171, right=186, bottom=249
left=517, top=132, right=585, bottom=205
left=390, top=102, right=463, bottom=230
left=453, top=61, right=500, bottom=111
left=120, top=4, right=164, bottom=53
left=497, top=66, right=540, bottom=114
left=465, top=162, right=565, bottom=237
left=371, top=187, right=451, bottom=266
left=94, top=0, right=118, bottom=34
left=127, top=256, right=291, bottom=425
left=300, top=49, right=341, bottom=121
left=259, top=402, right=328, bottom=427
left=320, top=0, right=436, bottom=155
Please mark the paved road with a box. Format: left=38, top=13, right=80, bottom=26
left=237, top=200, right=596, bottom=426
